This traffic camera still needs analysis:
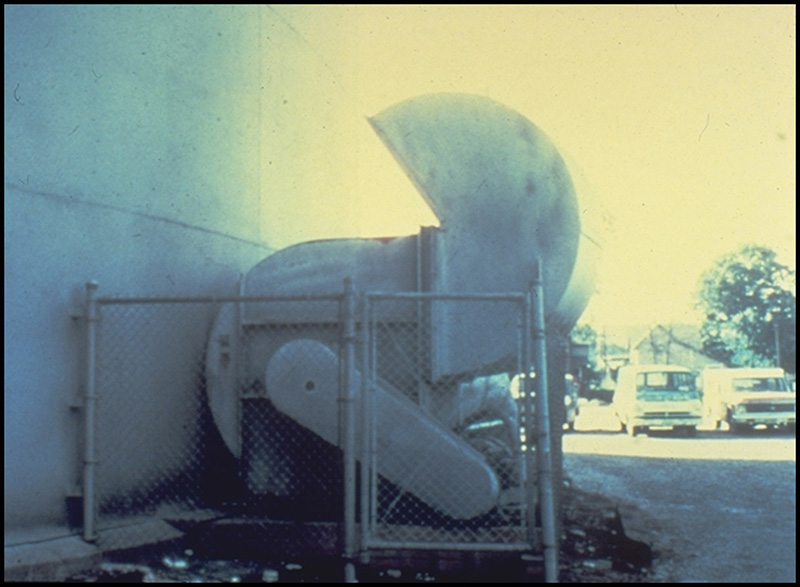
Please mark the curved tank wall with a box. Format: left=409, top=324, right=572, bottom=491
left=3, top=5, right=366, bottom=543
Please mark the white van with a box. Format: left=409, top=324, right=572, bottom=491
left=613, top=364, right=703, bottom=437
left=701, top=367, right=795, bottom=433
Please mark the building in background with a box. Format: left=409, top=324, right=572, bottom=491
left=631, top=324, right=725, bottom=372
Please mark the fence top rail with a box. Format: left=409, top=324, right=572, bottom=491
left=95, top=294, right=344, bottom=306
left=365, top=291, right=527, bottom=303
left=93, top=291, right=529, bottom=306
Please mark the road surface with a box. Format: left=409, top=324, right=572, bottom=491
left=563, top=400, right=796, bottom=583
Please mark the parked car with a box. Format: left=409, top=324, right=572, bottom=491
left=701, top=367, right=795, bottom=433
left=509, top=372, right=580, bottom=433
left=564, top=374, right=580, bottom=431
left=613, top=364, right=703, bottom=437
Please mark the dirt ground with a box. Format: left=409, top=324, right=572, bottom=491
left=559, top=482, right=660, bottom=583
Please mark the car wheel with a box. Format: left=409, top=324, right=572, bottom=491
left=730, top=422, right=747, bottom=434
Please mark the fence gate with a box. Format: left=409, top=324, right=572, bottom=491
left=357, top=292, right=538, bottom=553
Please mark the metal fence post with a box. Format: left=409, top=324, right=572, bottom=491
left=522, top=292, right=536, bottom=548
left=341, top=278, right=358, bottom=582
left=369, top=298, right=379, bottom=537
left=83, top=280, right=99, bottom=542
left=531, top=262, right=558, bottom=582
left=359, top=294, right=371, bottom=562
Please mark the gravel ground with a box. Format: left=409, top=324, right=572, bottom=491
left=564, top=400, right=796, bottom=583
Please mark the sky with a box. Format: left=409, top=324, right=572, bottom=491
left=267, top=5, right=796, bottom=334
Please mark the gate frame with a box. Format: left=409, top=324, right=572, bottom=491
left=357, top=290, right=549, bottom=556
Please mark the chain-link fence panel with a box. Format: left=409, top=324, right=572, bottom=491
left=91, top=295, right=346, bottom=550
left=93, top=301, right=213, bottom=542
left=360, top=294, right=536, bottom=551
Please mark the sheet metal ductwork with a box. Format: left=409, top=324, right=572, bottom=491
left=205, top=93, right=600, bottom=519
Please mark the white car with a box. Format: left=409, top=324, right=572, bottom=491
left=701, top=367, right=795, bottom=433
left=509, top=372, right=580, bottom=432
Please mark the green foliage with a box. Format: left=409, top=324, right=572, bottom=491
left=570, top=323, right=598, bottom=347
left=696, top=244, right=796, bottom=372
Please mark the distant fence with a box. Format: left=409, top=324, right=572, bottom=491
left=77, top=280, right=553, bottom=564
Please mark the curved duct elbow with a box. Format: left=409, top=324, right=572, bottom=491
left=204, top=93, right=600, bottom=519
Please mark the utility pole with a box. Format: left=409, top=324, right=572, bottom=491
left=773, top=318, right=781, bottom=369
left=769, top=308, right=782, bottom=369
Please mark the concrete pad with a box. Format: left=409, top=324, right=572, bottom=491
left=4, top=535, right=102, bottom=582
left=4, top=520, right=184, bottom=582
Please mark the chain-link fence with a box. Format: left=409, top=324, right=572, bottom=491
left=83, top=289, right=348, bottom=550
left=358, top=293, right=535, bottom=551
left=93, top=300, right=213, bottom=531
left=80, top=283, right=548, bottom=560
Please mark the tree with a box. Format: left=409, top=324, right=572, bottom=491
left=696, top=244, right=796, bottom=373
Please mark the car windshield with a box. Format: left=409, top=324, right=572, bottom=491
left=733, top=377, right=788, bottom=392
left=636, top=371, right=696, bottom=392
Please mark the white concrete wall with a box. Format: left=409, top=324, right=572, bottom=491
left=4, top=5, right=365, bottom=542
